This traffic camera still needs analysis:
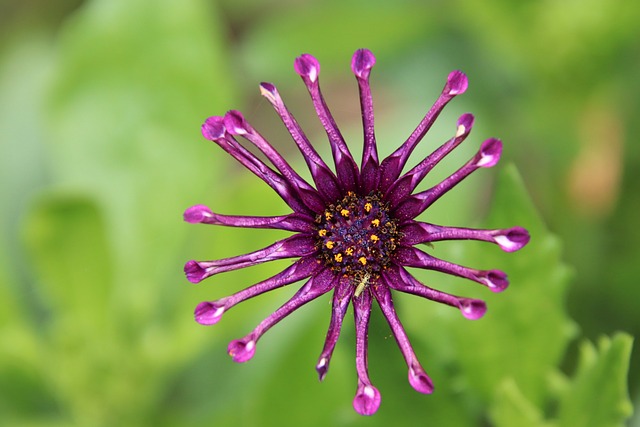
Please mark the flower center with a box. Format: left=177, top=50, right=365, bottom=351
left=315, top=191, right=400, bottom=290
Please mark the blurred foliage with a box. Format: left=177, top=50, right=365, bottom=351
left=1, top=0, right=638, bottom=426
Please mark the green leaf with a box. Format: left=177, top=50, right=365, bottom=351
left=450, top=164, right=576, bottom=405
left=23, top=193, right=112, bottom=329
left=556, top=333, right=633, bottom=427
left=46, top=0, right=235, bottom=296
left=490, top=379, right=551, bottom=427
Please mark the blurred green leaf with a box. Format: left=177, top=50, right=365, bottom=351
left=490, top=379, right=551, bottom=427
left=239, top=0, right=439, bottom=82
left=449, top=164, right=576, bottom=405
left=556, top=333, right=633, bottom=427
left=24, top=194, right=111, bottom=328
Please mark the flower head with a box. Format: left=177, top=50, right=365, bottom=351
left=184, top=49, right=530, bottom=415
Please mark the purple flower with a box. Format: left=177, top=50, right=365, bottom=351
left=185, top=49, right=530, bottom=415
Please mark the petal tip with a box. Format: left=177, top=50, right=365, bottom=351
left=223, top=110, right=248, bottom=135
left=476, top=138, right=502, bottom=168
left=184, top=260, right=206, bottom=283
left=201, top=116, right=226, bottom=141
left=494, top=227, right=531, bottom=252
left=408, top=365, right=434, bottom=394
left=459, top=298, right=487, bottom=320
left=183, top=204, right=213, bottom=224
left=294, top=53, right=320, bottom=83
left=456, top=113, right=475, bottom=137
left=194, top=301, right=226, bottom=325
left=228, top=338, right=256, bottom=363
left=484, top=270, right=509, bottom=293
left=351, top=48, right=376, bottom=79
left=353, top=384, right=381, bottom=416
left=316, top=357, right=329, bottom=381
left=445, top=70, right=468, bottom=96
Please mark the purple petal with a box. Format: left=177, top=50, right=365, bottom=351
left=316, top=276, right=352, bottom=381
left=386, top=113, right=475, bottom=206
left=184, top=205, right=314, bottom=233
left=370, top=282, right=434, bottom=394
left=258, top=82, right=341, bottom=202
left=393, top=138, right=504, bottom=220
left=458, top=298, right=487, bottom=320
left=475, top=138, right=502, bottom=168
left=394, top=246, right=509, bottom=292
left=378, top=71, right=469, bottom=192
left=352, top=48, right=380, bottom=194
left=352, top=287, right=380, bottom=415
left=184, top=260, right=207, bottom=284
left=353, top=383, right=381, bottom=416
left=294, top=53, right=320, bottom=83
left=384, top=265, right=488, bottom=320
left=184, top=234, right=316, bottom=283
left=228, top=337, right=256, bottom=363
left=201, top=116, right=226, bottom=140
left=227, top=269, right=336, bottom=363
left=408, top=364, right=434, bottom=394
left=201, top=116, right=312, bottom=214
left=493, top=227, right=530, bottom=252
left=444, top=70, right=469, bottom=96
left=351, top=48, right=376, bottom=79
left=194, top=300, right=227, bottom=325
left=193, top=256, right=322, bottom=325
left=482, top=270, right=509, bottom=293
left=294, top=53, right=360, bottom=192
left=400, top=222, right=530, bottom=253
left=184, top=204, right=214, bottom=224
left=223, top=110, right=326, bottom=213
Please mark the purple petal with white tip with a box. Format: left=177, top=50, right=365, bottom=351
left=228, top=337, right=256, bottom=363
left=353, top=383, right=381, bottom=416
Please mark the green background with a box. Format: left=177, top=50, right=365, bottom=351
left=1, top=0, right=637, bottom=425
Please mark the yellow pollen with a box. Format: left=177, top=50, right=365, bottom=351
left=334, top=253, right=343, bottom=262
left=370, top=234, right=380, bottom=242
left=364, top=203, right=372, bottom=212
left=340, top=209, right=350, bottom=217
left=318, top=229, right=327, bottom=237
left=358, top=257, right=367, bottom=265
left=325, top=241, right=335, bottom=249
left=371, top=219, right=380, bottom=227
left=345, top=247, right=354, bottom=256
left=325, top=212, right=333, bottom=220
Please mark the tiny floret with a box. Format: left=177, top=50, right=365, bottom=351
left=184, top=49, right=530, bottom=415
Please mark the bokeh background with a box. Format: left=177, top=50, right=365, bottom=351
left=1, top=0, right=638, bottom=426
